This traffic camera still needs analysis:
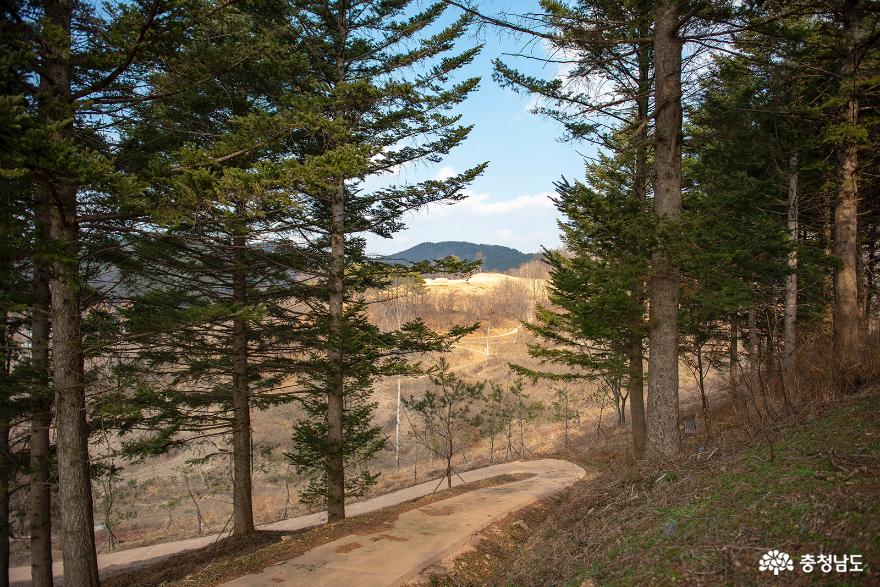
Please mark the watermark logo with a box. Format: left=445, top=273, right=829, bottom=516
left=759, top=550, right=794, bottom=575
left=758, top=551, right=865, bottom=575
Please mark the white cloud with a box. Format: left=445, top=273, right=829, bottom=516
left=544, top=39, right=579, bottom=84
left=524, top=93, right=542, bottom=114
left=365, top=190, right=562, bottom=255
left=435, top=165, right=457, bottom=181
left=522, top=39, right=626, bottom=117
left=427, top=190, right=555, bottom=218
left=521, top=39, right=580, bottom=114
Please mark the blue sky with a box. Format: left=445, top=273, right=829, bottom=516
left=363, top=1, right=593, bottom=256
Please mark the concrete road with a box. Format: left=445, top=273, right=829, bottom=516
left=9, top=459, right=583, bottom=585
left=221, top=459, right=584, bottom=587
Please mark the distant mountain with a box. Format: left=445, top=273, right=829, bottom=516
left=383, top=241, right=537, bottom=272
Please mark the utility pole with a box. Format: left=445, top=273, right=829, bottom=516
left=395, top=375, right=401, bottom=468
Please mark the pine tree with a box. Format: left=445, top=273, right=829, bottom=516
left=104, top=0, right=315, bottom=536
left=488, top=0, right=656, bottom=456
left=1, top=15, right=55, bottom=584
left=511, top=133, right=652, bottom=445
left=684, top=50, right=825, bottom=409
left=682, top=2, right=876, bottom=413
left=0, top=146, right=33, bottom=587
left=283, top=0, right=486, bottom=521
left=1, top=0, right=204, bottom=579
left=402, top=359, right=484, bottom=490
left=738, top=1, right=880, bottom=379
left=643, top=0, right=683, bottom=461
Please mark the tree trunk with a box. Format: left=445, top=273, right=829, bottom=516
left=645, top=0, right=682, bottom=462
left=627, top=328, right=644, bottom=455
left=1, top=239, right=9, bottom=587
left=833, top=0, right=863, bottom=375
left=31, top=187, right=54, bottom=587
left=50, top=184, right=99, bottom=587
left=784, top=154, right=798, bottom=396
left=40, top=0, right=99, bottom=581
left=1, top=420, right=9, bottom=587
left=627, top=3, right=650, bottom=460
left=231, top=214, right=254, bottom=536
left=730, top=317, right=744, bottom=413
left=519, top=416, right=525, bottom=458
left=563, top=403, right=569, bottom=450
left=857, top=226, right=866, bottom=337
left=697, top=344, right=710, bottom=436
left=0, top=300, right=13, bottom=587
left=867, top=223, right=877, bottom=333
left=395, top=376, right=401, bottom=468
left=748, top=307, right=759, bottom=374
left=446, top=437, right=453, bottom=489
left=326, top=177, right=347, bottom=522
left=489, top=430, right=494, bottom=463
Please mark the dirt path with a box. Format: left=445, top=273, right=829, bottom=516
left=9, top=459, right=582, bottom=585
left=220, top=459, right=583, bottom=587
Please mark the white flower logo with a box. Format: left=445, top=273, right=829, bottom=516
left=759, top=550, right=794, bottom=575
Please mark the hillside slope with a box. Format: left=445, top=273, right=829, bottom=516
left=383, top=241, right=537, bottom=272
left=423, top=385, right=880, bottom=586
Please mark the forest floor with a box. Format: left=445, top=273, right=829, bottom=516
left=413, top=382, right=880, bottom=586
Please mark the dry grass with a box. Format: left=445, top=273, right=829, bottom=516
left=424, top=272, right=542, bottom=296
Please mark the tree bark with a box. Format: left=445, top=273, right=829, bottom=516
left=696, top=343, right=710, bottom=436
left=31, top=185, right=54, bottom=587
left=326, top=177, right=347, bottom=522
left=784, top=153, right=799, bottom=396
left=867, top=223, right=877, bottom=332
left=0, top=420, right=9, bottom=587
left=645, top=0, right=682, bottom=462
left=730, top=316, right=749, bottom=417
left=564, top=405, right=569, bottom=450
left=42, top=0, right=99, bottom=581
left=0, top=230, right=9, bottom=587
left=489, top=428, right=495, bottom=463
left=324, top=4, right=349, bottom=524
left=446, top=437, right=453, bottom=489
left=748, top=307, right=759, bottom=374
left=627, top=22, right=650, bottom=459
left=519, top=414, right=525, bottom=458
left=231, top=208, right=254, bottom=536
left=729, top=317, right=738, bottom=394
left=833, top=0, right=863, bottom=375
left=50, top=182, right=99, bottom=587
left=0, top=298, right=11, bottom=587
left=395, top=375, right=401, bottom=468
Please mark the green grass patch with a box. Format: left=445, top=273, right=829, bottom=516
left=572, top=392, right=880, bottom=586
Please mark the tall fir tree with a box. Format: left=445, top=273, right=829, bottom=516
left=1, top=0, right=194, bottom=580
left=511, top=131, right=652, bottom=441
left=474, top=0, right=656, bottom=455
left=103, top=0, right=320, bottom=536
left=282, top=0, right=486, bottom=521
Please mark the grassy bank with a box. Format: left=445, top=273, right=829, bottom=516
left=425, top=385, right=880, bottom=586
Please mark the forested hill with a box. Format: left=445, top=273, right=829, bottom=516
left=383, top=241, right=538, bottom=272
